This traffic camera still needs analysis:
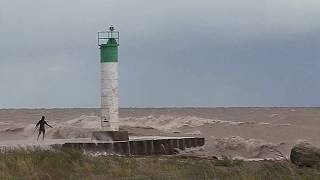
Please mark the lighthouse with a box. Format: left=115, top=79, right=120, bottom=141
left=98, top=26, right=120, bottom=131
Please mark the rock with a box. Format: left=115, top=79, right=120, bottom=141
left=290, top=140, right=320, bottom=167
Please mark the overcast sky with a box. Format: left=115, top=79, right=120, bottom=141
left=0, top=0, right=320, bottom=108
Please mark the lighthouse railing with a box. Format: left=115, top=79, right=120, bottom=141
left=98, top=31, right=119, bottom=46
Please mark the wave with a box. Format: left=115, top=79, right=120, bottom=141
left=121, top=115, right=292, bottom=132
left=0, top=116, right=100, bottom=139
left=206, top=136, right=286, bottom=159
left=0, top=115, right=290, bottom=160
left=0, top=115, right=293, bottom=139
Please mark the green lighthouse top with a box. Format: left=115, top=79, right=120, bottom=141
left=98, top=25, right=119, bottom=47
left=99, top=26, right=119, bottom=63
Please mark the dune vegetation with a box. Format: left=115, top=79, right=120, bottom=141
left=0, top=150, right=319, bottom=180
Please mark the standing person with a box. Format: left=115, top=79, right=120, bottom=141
left=35, top=116, right=53, bottom=141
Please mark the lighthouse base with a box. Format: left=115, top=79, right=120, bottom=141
left=92, top=131, right=129, bottom=141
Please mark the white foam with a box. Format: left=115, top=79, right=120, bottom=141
left=0, top=114, right=293, bottom=160
left=205, top=136, right=286, bottom=159
left=120, top=115, right=291, bottom=132
left=0, top=115, right=293, bottom=140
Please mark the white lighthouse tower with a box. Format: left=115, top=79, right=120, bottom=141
left=93, top=26, right=128, bottom=141
left=98, top=26, right=120, bottom=131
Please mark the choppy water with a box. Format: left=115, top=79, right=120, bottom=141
left=0, top=108, right=319, bottom=159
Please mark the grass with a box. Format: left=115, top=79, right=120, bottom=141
left=0, top=150, right=319, bottom=180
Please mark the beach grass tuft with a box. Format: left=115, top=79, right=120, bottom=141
left=0, top=150, right=319, bottom=180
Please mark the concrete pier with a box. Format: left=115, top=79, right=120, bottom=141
left=62, top=136, right=205, bottom=155
left=0, top=136, right=205, bottom=155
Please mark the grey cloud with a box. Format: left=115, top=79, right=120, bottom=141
left=1, top=0, right=320, bottom=107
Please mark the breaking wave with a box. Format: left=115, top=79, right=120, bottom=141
left=164, top=136, right=287, bottom=160
left=0, top=116, right=100, bottom=139
left=0, top=115, right=292, bottom=139
left=206, top=136, right=286, bottom=159
left=0, top=115, right=290, bottom=160
left=121, top=115, right=292, bottom=132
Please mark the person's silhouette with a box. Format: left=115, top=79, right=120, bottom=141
left=35, top=116, right=53, bottom=141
